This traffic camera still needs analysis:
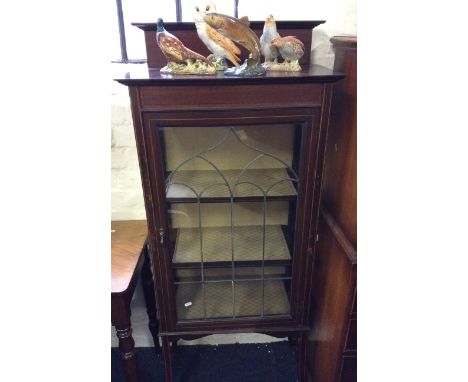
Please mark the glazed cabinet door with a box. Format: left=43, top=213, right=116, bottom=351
left=143, top=109, right=321, bottom=331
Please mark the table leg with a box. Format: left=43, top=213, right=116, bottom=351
left=113, top=297, right=139, bottom=382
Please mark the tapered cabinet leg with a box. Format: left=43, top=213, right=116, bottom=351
left=161, top=336, right=173, bottom=382
left=115, top=323, right=138, bottom=382
left=288, top=335, right=298, bottom=353
left=296, top=333, right=309, bottom=382
left=141, top=244, right=160, bottom=348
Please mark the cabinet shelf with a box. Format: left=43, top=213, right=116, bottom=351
left=175, top=266, right=289, bottom=282
left=176, top=279, right=291, bottom=320
left=173, top=259, right=291, bottom=269
left=172, top=225, right=292, bottom=265
left=166, top=168, right=297, bottom=203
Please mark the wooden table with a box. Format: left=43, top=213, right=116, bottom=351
left=111, top=220, right=158, bottom=382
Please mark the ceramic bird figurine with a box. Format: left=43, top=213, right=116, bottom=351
left=203, top=12, right=265, bottom=76
left=260, top=15, right=280, bottom=66
left=193, top=2, right=241, bottom=69
left=156, top=18, right=215, bottom=75
left=271, top=36, right=305, bottom=71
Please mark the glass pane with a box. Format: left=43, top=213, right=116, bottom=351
left=234, top=280, right=263, bottom=317
left=175, top=268, right=202, bottom=283
left=176, top=281, right=234, bottom=320
left=234, top=279, right=291, bottom=318
left=110, top=0, right=122, bottom=61
left=175, top=282, right=205, bottom=320
left=121, top=0, right=177, bottom=59
left=263, top=279, right=291, bottom=316
left=205, top=281, right=234, bottom=318
left=161, top=123, right=302, bottom=322
left=234, top=265, right=290, bottom=280
left=162, top=125, right=297, bottom=200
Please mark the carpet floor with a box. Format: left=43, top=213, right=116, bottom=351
left=111, top=341, right=299, bottom=382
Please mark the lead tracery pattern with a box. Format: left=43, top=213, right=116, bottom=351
left=163, top=125, right=301, bottom=320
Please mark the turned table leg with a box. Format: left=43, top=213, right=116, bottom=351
left=112, top=296, right=139, bottom=382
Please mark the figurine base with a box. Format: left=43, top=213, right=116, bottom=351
left=214, top=62, right=228, bottom=71
left=263, top=60, right=302, bottom=72
left=208, top=55, right=229, bottom=71
left=160, top=61, right=216, bottom=75
left=224, top=59, right=266, bottom=77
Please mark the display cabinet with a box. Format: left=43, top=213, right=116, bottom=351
left=115, top=21, right=344, bottom=382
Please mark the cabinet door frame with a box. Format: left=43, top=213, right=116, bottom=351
left=142, top=107, right=322, bottom=334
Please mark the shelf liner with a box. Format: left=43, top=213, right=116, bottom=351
left=173, top=225, right=291, bottom=263
left=176, top=279, right=291, bottom=320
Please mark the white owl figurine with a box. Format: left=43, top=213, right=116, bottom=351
left=193, top=2, right=241, bottom=69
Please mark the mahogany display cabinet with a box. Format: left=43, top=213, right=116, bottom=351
left=115, top=21, right=344, bottom=382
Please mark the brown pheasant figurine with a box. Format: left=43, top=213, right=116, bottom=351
left=156, top=18, right=215, bottom=75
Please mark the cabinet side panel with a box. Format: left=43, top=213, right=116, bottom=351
left=306, top=38, right=357, bottom=381
left=322, top=42, right=357, bottom=247
left=306, top=212, right=356, bottom=382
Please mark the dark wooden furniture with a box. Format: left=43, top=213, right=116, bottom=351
left=115, top=21, right=344, bottom=382
left=305, top=36, right=357, bottom=382
left=111, top=220, right=158, bottom=382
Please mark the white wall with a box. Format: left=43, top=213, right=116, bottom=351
left=111, top=72, right=147, bottom=221
left=111, top=0, right=356, bottom=220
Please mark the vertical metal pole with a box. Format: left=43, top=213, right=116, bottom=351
left=234, top=0, right=239, bottom=18
left=175, top=0, right=182, bottom=22
left=115, top=0, right=128, bottom=62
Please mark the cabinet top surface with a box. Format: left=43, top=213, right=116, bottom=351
left=114, top=64, right=345, bottom=86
